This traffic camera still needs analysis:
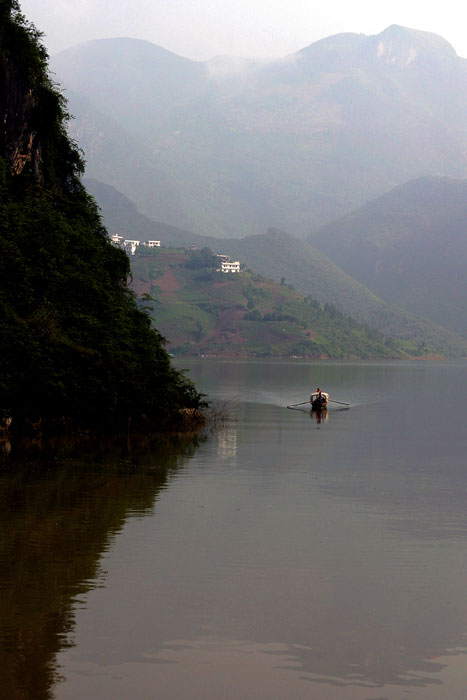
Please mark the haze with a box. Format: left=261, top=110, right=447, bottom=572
left=20, top=0, right=467, bottom=60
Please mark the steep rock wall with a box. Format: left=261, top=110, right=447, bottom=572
left=0, top=48, right=43, bottom=180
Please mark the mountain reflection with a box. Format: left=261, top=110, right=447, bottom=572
left=0, top=435, right=200, bottom=700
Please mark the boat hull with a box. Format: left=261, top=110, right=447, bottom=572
left=311, top=399, right=328, bottom=410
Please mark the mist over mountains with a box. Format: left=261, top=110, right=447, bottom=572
left=52, top=25, right=467, bottom=355
left=52, top=25, right=467, bottom=239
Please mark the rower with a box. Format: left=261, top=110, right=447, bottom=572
left=316, top=387, right=325, bottom=404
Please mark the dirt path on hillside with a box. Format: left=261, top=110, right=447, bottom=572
left=158, top=267, right=181, bottom=294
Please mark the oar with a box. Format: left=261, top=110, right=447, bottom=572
left=287, top=400, right=310, bottom=408
left=329, top=399, right=350, bottom=406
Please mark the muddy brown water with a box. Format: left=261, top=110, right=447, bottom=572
left=1, top=359, right=466, bottom=699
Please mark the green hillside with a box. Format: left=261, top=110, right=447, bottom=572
left=88, top=180, right=467, bottom=357
left=129, top=247, right=434, bottom=359
left=308, top=177, right=467, bottom=337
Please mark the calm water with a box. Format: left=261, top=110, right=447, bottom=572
left=1, top=360, right=467, bottom=699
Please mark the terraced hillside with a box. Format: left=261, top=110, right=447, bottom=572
left=88, top=179, right=467, bottom=358
left=130, top=248, right=431, bottom=359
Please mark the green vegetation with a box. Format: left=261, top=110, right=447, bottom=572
left=130, top=248, right=427, bottom=359
left=0, top=4, right=203, bottom=433
left=184, top=247, right=218, bottom=270
left=213, top=228, right=467, bottom=357
left=85, top=180, right=467, bottom=357
left=0, top=1, right=47, bottom=80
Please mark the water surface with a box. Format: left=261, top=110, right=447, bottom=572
left=1, top=360, right=466, bottom=699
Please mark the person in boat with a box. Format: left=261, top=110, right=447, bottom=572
left=309, top=387, right=327, bottom=408
left=315, top=388, right=327, bottom=406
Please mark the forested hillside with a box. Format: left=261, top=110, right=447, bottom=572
left=0, top=2, right=202, bottom=434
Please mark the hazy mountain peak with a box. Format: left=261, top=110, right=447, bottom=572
left=55, top=26, right=467, bottom=240
left=374, top=25, right=457, bottom=67
left=297, top=31, right=365, bottom=61
left=54, top=36, right=200, bottom=66
left=296, top=24, right=459, bottom=72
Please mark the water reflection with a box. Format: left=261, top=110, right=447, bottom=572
left=0, top=434, right=201, bottom=700
left=310, top=407, right=328, bottom=424
left=217, top=425, right=238, bottom=462
left=76, top=637, right=465, bottom=700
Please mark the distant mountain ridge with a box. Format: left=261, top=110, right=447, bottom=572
left=52, top=38, right=206, bottom=135
left=53, top=25, right=467, bottom=238
left=308, top=176, right=467, bottom=337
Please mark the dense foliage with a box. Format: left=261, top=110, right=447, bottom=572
left=0, top=4, right=203, bottom=432
left=184, top=247, right=218, bottom=270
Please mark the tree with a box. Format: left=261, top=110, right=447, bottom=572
left=0, top=4, right=204, bottom=433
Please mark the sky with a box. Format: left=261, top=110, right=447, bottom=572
left=20, top=0, right=467, bottom=61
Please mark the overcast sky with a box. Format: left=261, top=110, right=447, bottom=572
left=20, top=0, right=467, bottom=61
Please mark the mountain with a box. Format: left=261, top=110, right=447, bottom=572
left=87, top=179, right=467, bottom=357
left=0, top=4, right=203, bottom=433
left=85, top=178, right=198, bottom=242
left=52, top=26, right=467, bottom=238
left=61, top=91, right=210, bottom=233
left=51, top=38, right=206, bottom=135
left=130, top=247, right=413, bottom=359
left=308, top=177, right=467, bottom=337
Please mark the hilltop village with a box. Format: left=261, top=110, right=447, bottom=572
left=126, top=244, right=418, bottom=359
left=110, top=234, right=241, bottom=272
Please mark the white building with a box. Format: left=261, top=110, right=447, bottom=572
left=221, top=260, right=241, bottom=273
left=124, top=239, right=140, bottom=255
left=110, top=234, right=124, bottom=246
left=146, top=240, right=161, bottom=248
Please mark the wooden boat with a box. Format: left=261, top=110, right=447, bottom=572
left=310, top=391, right=329, bottom=410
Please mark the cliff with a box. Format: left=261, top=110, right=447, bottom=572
left=0, top=43, right=43, bottom=179
left=0, top=2, right=203, bottom=434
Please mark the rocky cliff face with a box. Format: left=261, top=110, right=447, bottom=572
left=0, top=41, right=44, bottom=180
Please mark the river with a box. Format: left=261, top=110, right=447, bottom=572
left=1, top=359, right=466, bottom=699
